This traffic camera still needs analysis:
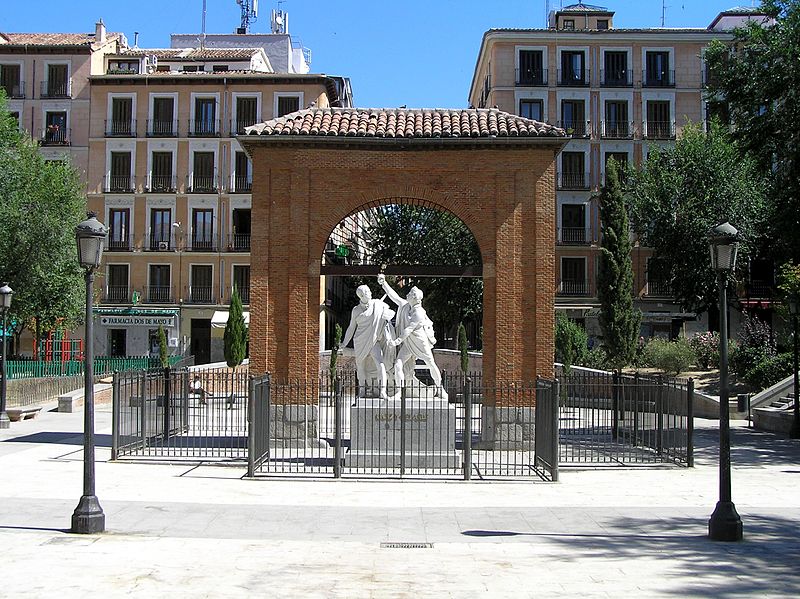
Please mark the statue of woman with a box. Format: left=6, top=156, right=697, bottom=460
left=341, top=284, right=395, bottom=399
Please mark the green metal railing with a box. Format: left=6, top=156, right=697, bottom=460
left=6, top=356, right=184, bottom=380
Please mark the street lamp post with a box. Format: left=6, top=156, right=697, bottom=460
left=71, top=213, right=107, bottom=534
left=788, top=297, right=800, bottom=439
left=0, top=283, right=13, bottom=429
left=708, top=221, right=743, bottom=542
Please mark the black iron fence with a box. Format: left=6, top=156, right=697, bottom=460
left=556, top=367, right=693, bottom=466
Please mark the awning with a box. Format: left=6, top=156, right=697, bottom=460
left=211, top=310, right=250, bottom=328
left=94, top=307, right=179, bottom=316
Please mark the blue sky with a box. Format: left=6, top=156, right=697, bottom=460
left=2, top=0, right=756, bottom=107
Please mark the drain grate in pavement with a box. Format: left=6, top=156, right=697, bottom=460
left=380, top=542, right=433, bottom=549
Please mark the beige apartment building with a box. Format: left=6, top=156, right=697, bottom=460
left=468, top=3, right=770, bottom=340
left=85, top=34, right=352, bottom=363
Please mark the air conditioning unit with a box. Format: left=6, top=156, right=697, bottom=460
left=168, top=337, right=179, bottom=348
left=158, top=241, right=170, bottom=251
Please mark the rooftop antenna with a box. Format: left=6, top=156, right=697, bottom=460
left=661, top=0, right=668, bottom=27
left=200, top=0, right=207, bottom=49
left=235, top=0, right=259, bottom=34
left=271, top=2, right=288, bottom=34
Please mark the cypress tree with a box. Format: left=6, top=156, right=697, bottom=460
left=224, top=287, right=247, bottom=369
left=597, top=159, right=640, bottom=368
left=458, top=322, right=469, bottom=374
left=329, top=323, right=342, bottom=379
left=158, top=324, right=169, bottom=368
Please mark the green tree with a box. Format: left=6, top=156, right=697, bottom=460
left=597, top=159, right=640, bottom=368
left=626, top=123, right=768, bottom=315
left=0, top=94, right=86, bottom=348
left=458, top=322, right=469, bottom=373
left=158, top=325, right=169, bottom=368
left=555, top=312, right=588, bottom=375
left=705, top=0, right=800, bottom=262
left=224, top=287, right=247, bottom=369
left=329, top=323, right=342, bottom=379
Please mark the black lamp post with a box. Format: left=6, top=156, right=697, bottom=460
left=71, top=213, right=107, bottom=534
left=708, top=221, right=743, bottom=542
left=0, top=282, right=13, bottom=429
left=788, top=297, right=800, bottom=439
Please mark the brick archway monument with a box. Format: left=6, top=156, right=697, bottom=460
left=240, top=108, right=566, bottom=384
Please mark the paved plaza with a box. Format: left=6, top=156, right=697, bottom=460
left=1, top=401, right=799, bottom=598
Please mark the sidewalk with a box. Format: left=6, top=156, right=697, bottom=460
left=1, top=402, right=799, bottom=598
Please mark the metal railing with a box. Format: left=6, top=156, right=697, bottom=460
left=105, top=285, right=130, bottom=303
left=2, top=81, right=25, bottom=99
left=7, top=373, right=86, bottom=407
left=557, top=120, right=590, bottom=137
left=144, top=285, right=173, bottom=303
left=40, top=80, right=71, bottom=98
left=227, top=234, right=251, bottom=252
left=646, top=279, right=672, bottom=297
left=534, top=378, right=559, bottom=481
left=146, top=234, right=174, bottom=251
left=104, top=175, right=135, bottom=193
left=105, top=235, right=133, bottom=251
left=146, top=174, right=177, bottom=193
left=231, top=119, right=258, bottom=135
left=515, top=68, right=548, bottom=86
left=558, top=171, right=590, bottom=190
left=189, top=119, right=220, bottom=137
left=557, top=69, right=590, bottom=86
left=6, top=356, right=182, bottom=380
left=643, top=69, right=675, bottom=88
left=147, top=119, right=177, bottom=137
left=600, top=69, right=633, bottom=87
left=40, top=126, right=70, bottom=145
left=643, top=121, right=676, bottom=140
left=238, top=287, right=251, bottom=304
left=188, top=285, right=214, bottom=304
left=558, top=227, right=589, bottom=245
left=105, top=119, right=136, bottom=137
left=600, top=120, right=633, bottom=139
left=558, top=279, right=589, bottom=296
left=189, top=236, right=217, bottom=251
left=230, top=176, right=252, bottom=193
left=187, top=174, right=218, bottom=193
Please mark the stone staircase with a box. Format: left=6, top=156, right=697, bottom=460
left=753, top=391, right=798, bottom=435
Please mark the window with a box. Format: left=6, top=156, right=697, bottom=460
left=108, top=209, right=131, bottom=251
left=560, top=151, right=586, bottom=189
left=190, top=265, right=213, bottom=303
left=150, top=209, right=172, bottom=250
left=235, top=97, right=258, bottom=133
left=109, top=97, right=133, bottom=135
left=148, top=265, right=171, bottom=302
left=560, top=51, right=585, bottom=84
left=213, top=64, right=229, bottom=72
left=277, top=95, right=300, bottom=117
left=150, top=152, right=174, bottom=191
left=597, top=19, right=609, bottom=30
left=646, top=100, right=672, bottom=138
left=45, top=64, right=69, bottom=97
left=519, top=99, right=544, bottom=122
left=151, top=97, right=175, bottom=136
left=647, top=258, right=671, bottom=296
left=109, top=152, right=132, bottom=192
left=518, top=50, right=545, bottom=85
left=108, top=60, right=139, bottom=74
left=107, top=264, right=129, bottom=303
left=233, top=265, right=251, bottom=303
left=560, top=258, right=587, bottom=295
left=192, top=152, right=216, bottom=192
left=183, top=65, right=200, bottom=72
left=193, top=98, right=217, bottom=135
left=561, top=204, right=586, bottom=243
left=560, top=100, right=586, bottom=136
left=234, top=151, right=252, bottom=192
left=191, top=208, right=214, bottom=250
left=43, top=111, right=68, bottom=144
left=603, top=101, right=629, bottom=137
left=231, top=209, right=251, bottom=251
left=563, top=19, right=575, bottom=30
left=602, top=51, right=628, bottom=86
left=645, top=51, right=672, bottom=86
left=108, top=329, right=127, bottom=356
left=0, top=64, right=22, bottom=98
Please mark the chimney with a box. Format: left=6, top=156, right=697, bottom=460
left=95, top=19, right=106, bottom=43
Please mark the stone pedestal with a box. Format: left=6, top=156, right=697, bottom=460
left=269, top=404, right=319, bottom=448
left=345, top=398, right=459, bottom=468
left=479, top=405, right=536, bottom=450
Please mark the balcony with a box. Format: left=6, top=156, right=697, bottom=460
left=600, top=121, right=633, bottom=139
left=2, top=81, right=25, bottom=99
left=144, top=285, right=173, bottom=304
left=105, top=285, right=130, bottom=303
left=515, top=68, right=548, bottom=87
left=231, top=119, right=258, bottom=135
left=104, top=175, right=135, bottom=194
left=147, top=119, right=177, bottom=137
left=559, top=280, right=589, bottom=297
left=187, top=174, right=218, bottom=194
left=558, top=227, right=589, bottom=245
left=188, top=119, right=220, bottom=137
left=187, top=285, right=214, bottom=304
left=646, top=279, right=672, bottom=297
left=105, top=235, right=134, bottom=252
left=40, top=80, right=71, bottom=98
left=230, top=175, right=252, bottom=193
left=642, top=69, right=675, bottom=88
left=40, top=126, right=70, bottom=146
left=745, top=280, right=774, bottom=299
left=558, top=171, right=590, bottom=190
left=227, top=233, right=251, bottom=252
left=600, top=70, right=632, bottom=87
left=557, top=69, right=590, bottom=87
left=238, top=287, right=251, bottom=304
left=146, top=234, right=174, bottom=252
left=190, top=235, right=217, bottom=252
left=643, top=121, right=676, bottom=140
left=557, top=120, right=590, bottom=138
left=146, top=174, right=177, bottom=193
left=105, top=119, right=136, bottom=137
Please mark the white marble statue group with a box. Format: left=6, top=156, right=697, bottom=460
left=341, top=274, right=448, bottom=401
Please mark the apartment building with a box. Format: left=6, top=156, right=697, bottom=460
left=86, top=34, right=353, bottom=363
left=467, top=3, right=769, bottom=340
left=0, top=21, right=125, bottom=180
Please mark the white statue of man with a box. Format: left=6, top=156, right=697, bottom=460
left=341, top=284, right=395, bottom=399
left=377, top=274, right=448, bottom=400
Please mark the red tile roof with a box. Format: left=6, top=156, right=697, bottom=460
left=245, top=108, right=563, bottom=139
left=120, top=48, right=261, bottom=60
left=0, top=32, right=123, bottom=46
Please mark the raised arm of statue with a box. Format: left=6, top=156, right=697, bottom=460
left=377, top=274, right=405, bottom=307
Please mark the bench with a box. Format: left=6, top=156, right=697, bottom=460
left=6, top=406, right=43, bottom=421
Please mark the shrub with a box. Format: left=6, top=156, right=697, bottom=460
left=581, top=346, right=610, bottom=371
left=690, top=332, right=719, bottom=369
left=730, top=344, right=769, bottom=376
left=742, top=352, right=794, bottom=391
left=555, top=313, right=588, bottom=373
left=642, top=337, right=695, bottom=375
